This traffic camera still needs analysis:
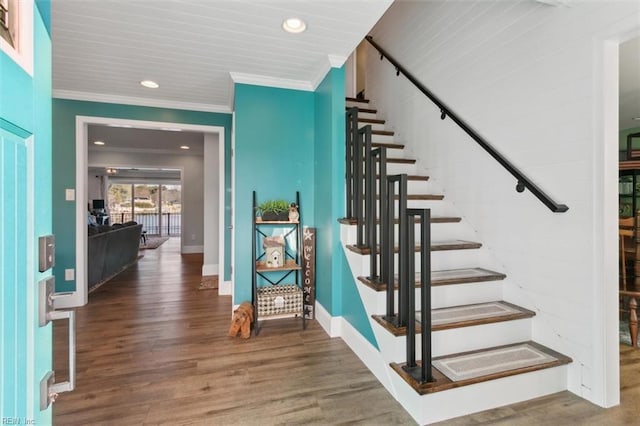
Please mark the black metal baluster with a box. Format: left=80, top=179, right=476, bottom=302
left=345, top=108, right=358, bottom=219
left=397, top=174, right=408, bottom=327
left=405, top=208, right=417, bottom=369
left=420, top=208, right=433, bottom=383
left=378, top=147, right=388, bottom=287
left=385, top=175, right=398, bottom=322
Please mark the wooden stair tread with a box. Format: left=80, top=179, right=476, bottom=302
left=390, top=341, right=571, bottom=395
left=371, top=301, right=534, bottom=337
left=338, top=216, right=461, bottom=226
left=388, top=158, right=416, bottom=164
left=346, top=106, right=377, bottom=114
left=372, top=142, right=405, bottom=150
left=346, top=97, right=369, bottom=103
left=359, top=118, right=386, bottom=125
left=380, top=194, right=444, bottom=201
left=346, top=240, right=482, bottom=255
left=373, top=174, right=429, bottom=181
left=357, top=267, right=506, bottom=291
left=372, top=129, right=394, bottom=136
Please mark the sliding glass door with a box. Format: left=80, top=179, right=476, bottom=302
left=108, top=182, right=182, bottom=236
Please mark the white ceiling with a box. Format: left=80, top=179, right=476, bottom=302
left=51, top=1, right=638, bottom=138
left=88, top=124, right=205, bottom=155
left=51, top=0, right=394, bottom=112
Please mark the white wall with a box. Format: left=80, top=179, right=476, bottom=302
left=88, top=149, right=205, bottom=251
left=203, top=133, right=220, bottom=274
left=87, top=173, right=103, bottom=206
left=367, top=0, right=639, bottom=407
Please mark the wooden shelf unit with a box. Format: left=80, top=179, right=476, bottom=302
left=251, top=191, right=305, bottom=334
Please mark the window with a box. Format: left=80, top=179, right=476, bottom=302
left=108, top=182, right=182, bottom=236
left=0, top=0, right=32, bottom=75
left=0, top=0, right=15, bottom=48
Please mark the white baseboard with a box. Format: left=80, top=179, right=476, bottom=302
left=182, top=245, right=204, bottom=254
left=202, top=264, right=219, bottom=276
left=314, top=301, right=342, bottom=337
left=219, top=280, right=232, bottom=295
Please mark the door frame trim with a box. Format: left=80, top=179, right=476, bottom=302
left=56, top=116, right=226, bottom=308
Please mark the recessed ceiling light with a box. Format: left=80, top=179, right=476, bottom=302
left=282, top=18, right=306, bottom=34
left=180, top=145, right=190, bottom=150
left=140, top=80, right=159, bottom=89
left=634, top=117, right=640, bottom=121
left=93, top=141, right=105, bottom=145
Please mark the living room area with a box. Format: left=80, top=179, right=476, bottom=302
left=80, top=121, right=223, bottom=295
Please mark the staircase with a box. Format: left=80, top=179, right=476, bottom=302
left=340, top=97, right=571, bottom=424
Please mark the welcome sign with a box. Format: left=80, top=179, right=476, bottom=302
left=302, top=227, right=316, bottom=319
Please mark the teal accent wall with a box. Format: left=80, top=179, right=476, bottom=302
left=35, top=0, right=52, bottom=36
left=233, top=84, right=315, bottom=303
left=339, top=249, right=378, bottom=347
left=312, top=67, right=377, bottom=346
left=52, top=100, right=233, bottom=291
left=1, top=3, right=53, bottom=423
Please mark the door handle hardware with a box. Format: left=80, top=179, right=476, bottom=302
left=39, top=278, right=75, bottom=410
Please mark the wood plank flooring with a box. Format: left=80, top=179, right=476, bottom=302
left=52, top=238, right=414, bottom=425
left=54, top=237, right=640, bottom=425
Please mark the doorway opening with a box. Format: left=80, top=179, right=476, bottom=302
left=58, top=116, right=226, bottom=309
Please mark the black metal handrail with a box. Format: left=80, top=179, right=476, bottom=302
left=365, top=35, right=568, bottom=213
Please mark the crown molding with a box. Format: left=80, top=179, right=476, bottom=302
left=309, top=54, right=348, bottom=90
left=328, top=54, right=348, bottom=68
left=229, top=72, right=314, bottom=92
left=52, top=90, right=232, bottom=113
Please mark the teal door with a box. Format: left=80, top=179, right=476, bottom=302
left=0, top=127, right=34, bottom=420
left=1, top=1, right=54, bottom=423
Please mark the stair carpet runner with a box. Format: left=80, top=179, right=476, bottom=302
left=342, top=97, right=570, bottom=399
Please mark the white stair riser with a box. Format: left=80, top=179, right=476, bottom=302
left=390, top=365, right=569, bottom=425
left=346, top=100, right=371, bottom=108
left=343, top=222, right=468, bottom=244
left=374, top=318, right=532, bottom=362
left=371, top=134, right=397, bottom=144
left=386, top=163, right=417, bottom=175
left=358, top=122, right=386, bottom=132
left=431, top=280, right=504, bottom=309
left=347, top=250, right=483, bottom=278
left=363, top=280, right=504, bottom=317
left=356, top=111, right=378, bottom=120
left=368, top=199, right=445, bottom=217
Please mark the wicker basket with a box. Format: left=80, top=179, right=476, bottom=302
left=257, top=284, right=302, bottom=316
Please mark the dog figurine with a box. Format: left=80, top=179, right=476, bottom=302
left=289, top=202, right=299, bottom=223
left=228, top=302, right=254, bottom=339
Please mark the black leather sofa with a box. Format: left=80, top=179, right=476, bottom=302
left=88, top=222, right=143, bottom=291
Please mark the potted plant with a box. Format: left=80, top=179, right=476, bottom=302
left=256, top=199, right=290, bottom=221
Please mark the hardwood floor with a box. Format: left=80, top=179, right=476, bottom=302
left=53, top=238, right=414, bottom=425
left=54, top=238, right=640, bottom=425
